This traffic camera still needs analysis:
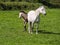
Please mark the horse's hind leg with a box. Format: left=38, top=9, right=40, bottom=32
left=28, top=22, right=30, bottom=33
left=30, top=22, right=33, bottom=34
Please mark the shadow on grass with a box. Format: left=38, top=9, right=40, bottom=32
left=36, top=30, right=60, bottom=35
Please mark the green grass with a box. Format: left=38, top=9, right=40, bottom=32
left=0, top=9, right=60, bottom=45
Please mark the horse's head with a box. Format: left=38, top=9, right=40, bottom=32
left=19, top=11, right=25, bottom=18
left=39, top=6, right=46, bottom=16
left=19, top=12, right=22, bottom=18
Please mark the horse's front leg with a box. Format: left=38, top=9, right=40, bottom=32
left=36, top=22, right=39, bottom=34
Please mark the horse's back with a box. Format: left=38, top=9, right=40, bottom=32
left=28, top=10, right=35, bottom=14
left=28, top=10, right=37, bottom=22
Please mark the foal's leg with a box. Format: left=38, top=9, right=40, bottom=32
left=24, top=21, right=27, bottom=31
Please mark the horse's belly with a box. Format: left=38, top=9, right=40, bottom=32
left=35, top=17, right=40, bottom=23
left=28, top=15, right=36, bottom=22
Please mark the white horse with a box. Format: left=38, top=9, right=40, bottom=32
left=28, top=6, right=46, bottom=34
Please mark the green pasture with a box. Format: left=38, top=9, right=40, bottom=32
left=0, top=9, right=60, bottom=45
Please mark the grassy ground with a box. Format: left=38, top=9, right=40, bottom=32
left=0, top=9, right=60, bottom=45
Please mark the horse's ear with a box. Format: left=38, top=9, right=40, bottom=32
left=41, top=6, right=44, bottom=7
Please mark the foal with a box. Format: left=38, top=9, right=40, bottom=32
left=19, top=11, right=28, bottom=31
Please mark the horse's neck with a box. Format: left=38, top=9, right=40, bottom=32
left=35, top=8, right=40, bottom=16
left=22, top=14, right=27, bottom=20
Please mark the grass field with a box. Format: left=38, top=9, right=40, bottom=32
left=0, top=9, right=60, bottom=45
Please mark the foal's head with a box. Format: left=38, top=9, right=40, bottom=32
left=19, top=11, right=27, bottom=18
left=19, top=11, right=28, bottom=22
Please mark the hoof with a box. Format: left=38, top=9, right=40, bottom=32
left=36, top=32, right=38, bottom=34
left=31, top=32, right=33, bottom=34
left=23, top=30, right=26, bottom=32
left=29, top=31, right=30, bottom=34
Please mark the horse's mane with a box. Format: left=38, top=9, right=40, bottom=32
left=20, top=11, right=27, bottom=14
